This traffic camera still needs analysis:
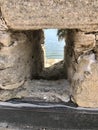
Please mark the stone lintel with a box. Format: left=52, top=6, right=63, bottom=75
left=1, top=0, right=98, bottom=31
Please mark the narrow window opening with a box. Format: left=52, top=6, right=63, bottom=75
left=0, top=29, right=71, bottom=105
left=44, top=29, right=65, bottom=67
left=38, top=29, right=67, bottom=80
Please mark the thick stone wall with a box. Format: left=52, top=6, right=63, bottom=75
left=0, top=29, right=44, bottom=90
left=64, top=30, right=76, bottom=82
left=1, top=0, right=98, bottom=31
left=64, top=29, right=98, bottom=107
left=0, top=0, right=98, bottom=108
left=31, top=30, right=44, bottom=78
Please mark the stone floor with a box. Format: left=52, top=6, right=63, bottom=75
left=0, top=79, right=71, bottom=103
left=39, top=60, right=67, bottom=80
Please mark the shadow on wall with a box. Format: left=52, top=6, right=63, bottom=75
left=39, top=60, right=67, bottom=80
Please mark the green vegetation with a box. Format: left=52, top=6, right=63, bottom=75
left=57, top=29, right=68, bottom=41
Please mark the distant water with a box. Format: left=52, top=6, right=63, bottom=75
left=44, top=29, right=65, bottom=59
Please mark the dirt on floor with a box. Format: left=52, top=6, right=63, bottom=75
left=39, top=60, right=67, bottom=80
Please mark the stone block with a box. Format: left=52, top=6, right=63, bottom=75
left=0, top=31, right=34, bottom=90
left=1, top=0, right=98, bottom=31
left=74, top=31, right=95, bottom=53
left=95, top=34, right=98, bottom=41
left=0, top=79, right=70, bottom=102
left=71, top=53, right=98, bottom=108
left=0, top=31, right=11, bottom=47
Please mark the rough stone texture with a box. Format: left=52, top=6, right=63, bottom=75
left=64, top=30, right=77, bottom=82
left=0, top=15, right=8, bottom=31
left=64, top=30, right=98, bottom=107
left=0, top=0, right=98, bottom=108
left=39, top=60, right=67, bottom=80
left=0, top=79, right=71, bottom=102
left=1, top=0, right=98, bottom=31
left=0, top=31, right=11, bottom=46
left=0, top=31, right=34, bottom=89
left=74, top=30, right=95, bottom=55
left=64, top=30, right=96, bottom=82
left=95, top=34, right=98, bottom=41
left=0, top=30, right=44, bottom=90
left=72, top=54, right=98, bottom=108
left=31, top=30, right=44, bottom=78
left=94, top=40, right=98, bottom=60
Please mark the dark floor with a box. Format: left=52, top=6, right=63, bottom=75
left=0, top=102, right=97, bottom=130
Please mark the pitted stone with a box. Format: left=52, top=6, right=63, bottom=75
left=1, top=0, right=98, bottom=31
left=0, top=31, right=34, bottom=90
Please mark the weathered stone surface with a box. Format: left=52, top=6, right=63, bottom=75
left=71, top=53, right=98, bottom=108
left=0, top=16, right=8, bottom=30
left=64, top=30, right=96, bottom=82
left=63, top=29, right=98, bottom=107
left=0, top=31, right=34, bottom=90
left=39, top=60, right=67, bottom=80
left=94, top=41, right=98, bottom=60
left=0, top=30, right=44, bottom=90
left=1, top=0, right=98, bottom=31
left=74, top=30, right=95, bottom=54
left=0, top=79, right=71, bottom=102
left=32, top=30, right=44, bottom=78
left=0, top=31, right=11, bottom=46
left=64, top=30, right=77, bottom=82
left=0, top=81, right=24, bottom=90
left=95, top=34, right=98, bottom=41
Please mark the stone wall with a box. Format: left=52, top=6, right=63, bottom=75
left=0, top=0, right=98, bottom=108
left=29, top=30, right=44, bottom=79
left=1, top=0, right=98, bottom=32
left=0, top=29, right=44, bottom=90
left=64, top=29, right=98, bottom=107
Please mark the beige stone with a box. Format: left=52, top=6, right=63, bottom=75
left=74, top=31, right=95, bottom=54
left=0, top=31, right=11, bottom=46
left=0, top=30, right=45, bottom=90
left=1, top=0, right=98, bottom=31
left=0, top=31, right=34, bottom=89
left=0, top=80, right=24, bottom=90
left=71, top=54, right=98, bottom=108
left=94, top=41, right=98, bottom=60
left=95, top=34, right=98, bottom=41
left=0, top=17, right=8, bottom=30
left=63, top=30, right=98, bottom=107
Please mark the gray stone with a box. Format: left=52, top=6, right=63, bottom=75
left=0, top=79, right=71, bottom=102
left=31, top=30, right=44, bottom=78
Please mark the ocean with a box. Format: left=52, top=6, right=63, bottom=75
left=44, top=29, right=65, bottom=59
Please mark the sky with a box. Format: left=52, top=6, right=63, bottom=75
left=44, top=29, right=65, bottom=59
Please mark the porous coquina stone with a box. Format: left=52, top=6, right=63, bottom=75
left=72, top=59, right=98, bottom=108
left=64, top=29, right=98, bottom=107
left=1, top=0, right=98, bottom=31
left=64, top=30, right=96, bottom=81
left=0, top=79, right=71, bottom=102
left=74, top=30, right=95, bottom=54
left=0, top=31, right=34, bottom=90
